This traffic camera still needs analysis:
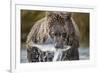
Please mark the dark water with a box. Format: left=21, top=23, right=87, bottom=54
left=21, top=47, right=89, bottom=63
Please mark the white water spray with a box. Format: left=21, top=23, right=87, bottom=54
left=32, top=44, right=71, bottom=61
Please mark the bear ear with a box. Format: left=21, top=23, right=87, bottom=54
left=46, top=11, right=55, bottom=17
left=64, top=12, right=72, bottom=20
left=66, top=12, right=72, bottom=16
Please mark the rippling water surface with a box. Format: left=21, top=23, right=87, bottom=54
left=21, top=45, right=89, bottom=63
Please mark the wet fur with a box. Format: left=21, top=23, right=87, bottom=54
left=26, top=12, right=80, bottom=62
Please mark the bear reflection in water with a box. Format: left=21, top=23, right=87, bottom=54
left=27, top=47, right=54, bottom=62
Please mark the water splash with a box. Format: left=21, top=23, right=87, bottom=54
left=32, top=44, right=71, bottom=61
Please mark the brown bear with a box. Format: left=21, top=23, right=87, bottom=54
left=26, top=11, right=80, bottom=62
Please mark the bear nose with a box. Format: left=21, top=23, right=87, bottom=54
left=55, top=43, right=63, bottom=49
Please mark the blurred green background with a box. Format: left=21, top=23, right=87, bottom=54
left=21, top=10, right=89, bottom=48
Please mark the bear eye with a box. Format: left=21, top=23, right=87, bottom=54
left=62, top=33, right=67, bottom=37
left=54, top=33, right=57, bottom=36
left=55, top=33, right=62, bottom=36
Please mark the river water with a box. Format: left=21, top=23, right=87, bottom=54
left=20, top=47, right=89, bottom=63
